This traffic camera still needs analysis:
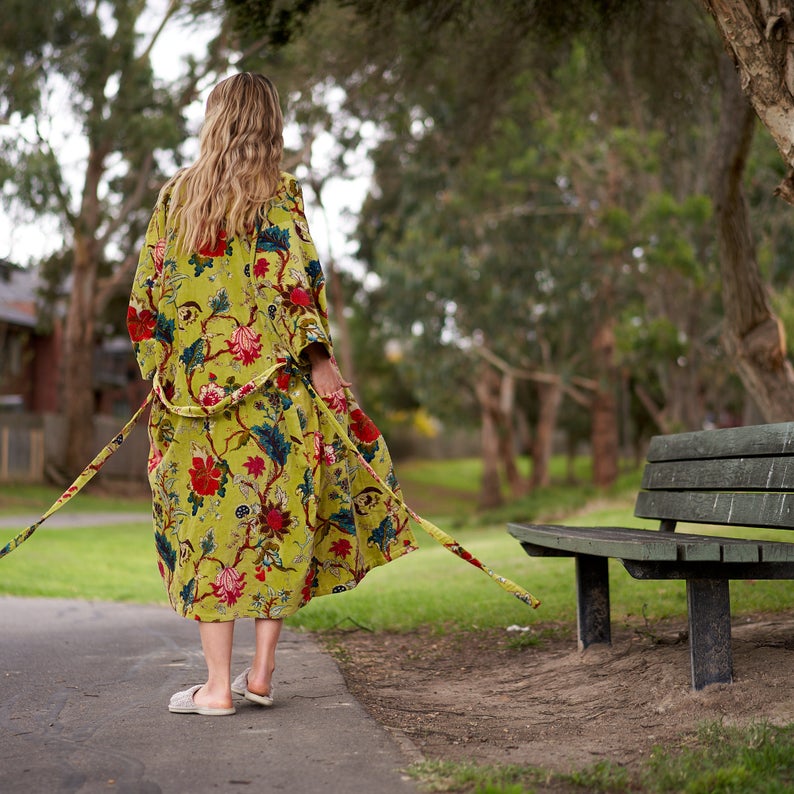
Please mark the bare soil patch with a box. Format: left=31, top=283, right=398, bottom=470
left=327, top=614, right=794, bottom=782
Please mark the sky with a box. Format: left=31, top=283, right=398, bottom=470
left=0, top=2, right=372, bottom=281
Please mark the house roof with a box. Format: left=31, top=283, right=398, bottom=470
left=0, top=262, right=40, bottom=328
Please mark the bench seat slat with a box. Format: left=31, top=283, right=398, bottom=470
left=647, top=422, right=794, bottom=462
left=634, top=490, right=794, bottom=530
left=641, top=458, right=794, bottom=492
left=507, top=523, right=794, bottom=562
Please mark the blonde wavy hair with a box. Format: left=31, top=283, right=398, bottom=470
left=162, top=72, right=284, bottom=254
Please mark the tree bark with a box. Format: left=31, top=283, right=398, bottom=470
left=474, top=364, right=504, bottom=509
left=711, top=53, right=794, bottom=421
left=496, top=372, right=524, bottom=498
left=590, top=321, right=620, bottom=487
left=703, top=0, right=794, bottom=202
left=62, top=144, right=107, bottom=476
left=530, top=378, right=563, bottom=489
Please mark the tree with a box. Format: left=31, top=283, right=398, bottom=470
left=702, top=1, right=794, bottom=421
left=0, top=1, right=266, bottom=476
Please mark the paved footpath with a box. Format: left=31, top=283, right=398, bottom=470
left=0, top=597, right=419, bottom=794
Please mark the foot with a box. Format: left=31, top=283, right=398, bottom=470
left=168, top=684, right=235, bottom=716
left=231, top=668, right=274, bottom=706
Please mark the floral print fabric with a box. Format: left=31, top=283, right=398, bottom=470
left=128, top=172, right=418, bottom=621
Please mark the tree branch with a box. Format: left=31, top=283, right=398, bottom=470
left=98, top=151, right=155, bottom=248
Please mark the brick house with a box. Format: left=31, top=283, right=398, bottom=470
left=0, top=260, right=150, bottom=482
left=0, top=261, right=61, bottom=413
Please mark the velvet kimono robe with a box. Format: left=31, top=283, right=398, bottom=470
left=128, top=172, right=417, bottom=621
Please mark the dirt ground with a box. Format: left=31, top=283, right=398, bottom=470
left=326, top=613, right=794, bottom=784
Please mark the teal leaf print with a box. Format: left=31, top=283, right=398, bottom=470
left=297, top=468, right=314, bottom=504
left=200, top=528, right=217, bottom=555
left=188, top=491, right=204, bottom=516
left=209, top=288, right=230, bottom=315
left=155, top=531, right=177, bottom=572
left=179, top=338, right=205, bottom=374
left=180, top=578, right=196, bottom=606
left=330, top=508, right=356, bottom=535
left=368, top=516, right=397, bottom=552
left=155, top=314, right=175, bottom=344
left=189, top=252, right=215, bottom=277
left=251, top=423, right=290, bottom=467
left=257, top=226, right=290, bottom=252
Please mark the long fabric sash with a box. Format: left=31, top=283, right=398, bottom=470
left=0, top=392, right=154, bottom=559
left=0, top=388, right=540, bottom=608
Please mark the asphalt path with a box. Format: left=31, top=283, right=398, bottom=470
left=0, top=597, right=420, bottom=794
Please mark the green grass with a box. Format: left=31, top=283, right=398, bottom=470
left=2, top=460, right=793, bottom=628
left=0, top=482, right=150, bottom=516
left=0, top=521, right=165, bottom=603
left=407, top=721, right=794, bottom=793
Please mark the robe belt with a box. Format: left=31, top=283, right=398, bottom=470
left=0, top=377, right=540, bottom=608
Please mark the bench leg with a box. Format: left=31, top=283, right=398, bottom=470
left=576, top=555, right=611, bottom=650
left=687, top=578, right=733, bottom=690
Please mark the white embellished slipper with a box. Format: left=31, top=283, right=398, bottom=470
left=231, top=668, right=274, bottom=707
left=168, top=684, right=236, bottom=716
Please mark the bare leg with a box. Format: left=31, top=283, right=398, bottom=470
left=194, top=620, right=235, bottom=709
left=247, top=618, right=282, bottom=696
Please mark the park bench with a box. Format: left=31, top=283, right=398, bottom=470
left=508, top=422, right=794, bottom=690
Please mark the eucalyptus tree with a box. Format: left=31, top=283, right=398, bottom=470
left=0, top=0, right=289, bottom=476
left=227, top=0, right=794, bottom=496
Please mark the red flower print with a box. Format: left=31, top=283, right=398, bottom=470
left=198, top=382, right=226, bottom=407
left=189, top=455, right=222, bottom=496
left=329, top=538, right=352, bottom=559
left=127, top=306, right=156, bottom=342
left=147, top=448, right=162, bottom=474
left=255, top=565, right=266, bottom=582
left=199, top=230, right=228, bottom=258
left=153, top=237, right=166, bottom=274
left=266, top=507, right=285, bottom=532
left=322, top=443, right=336, bottom=465
left=322, top=389, right=347, bottom=414
left=289, top=287, right=312, bottom=307
left=243, top=456, right=265, bottom=478
left=349, top=409, right=381, bottom=443
left=254, top=257, right=269, bottom=278
left=276, top=369, right=291, bottom=391
left=228, top=325, right=262, bottom=365
left=301, top=567, right=315, bottom=602
left=260, top=503, right=291, bottom=540
left=210, top=566, right=246, bottom=606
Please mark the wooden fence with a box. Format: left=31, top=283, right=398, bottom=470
left=0, top=425, right=45, bottom=482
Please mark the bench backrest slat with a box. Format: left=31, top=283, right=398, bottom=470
left=634, top=490, right=794, bottom=530
left=641, top=458, right=794, bottom=492
left=646, top=422, right=794, bottom=462
left=636, top=422, right=794, bottom=532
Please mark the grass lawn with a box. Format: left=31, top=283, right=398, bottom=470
left=1, top=460, right=792, bottom=630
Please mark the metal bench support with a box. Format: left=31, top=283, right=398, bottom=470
left=576, top=554, right=611, bottom=649
left=687, top=578, right=733, bottom=690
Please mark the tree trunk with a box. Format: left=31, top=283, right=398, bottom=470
left=63, top=144, right=106, bottom=476
left=496, top=372, right=524, bottom=498
left=63, top=232, right=99, bottom=477
left=530, top=378, right=563, bottom=489
left=590, top=321, right=620, bottom=487
left=712, top=53, right=794, bottom=421
left=474, top=365, right=504, bottom=509
left=703, top=0, right=794, bottom=203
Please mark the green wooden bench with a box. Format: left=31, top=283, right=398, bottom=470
left=508, top=422, right=794, bottom=690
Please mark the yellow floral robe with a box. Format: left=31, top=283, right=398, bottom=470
left=128, top=172, right=417, bottom=621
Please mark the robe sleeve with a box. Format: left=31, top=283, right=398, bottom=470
left=127, top=200, right=168, bottom=381
left=268, top=177, right=334, bottom=367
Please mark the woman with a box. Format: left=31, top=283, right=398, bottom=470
left=128, top=73, right=417, bottom=716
